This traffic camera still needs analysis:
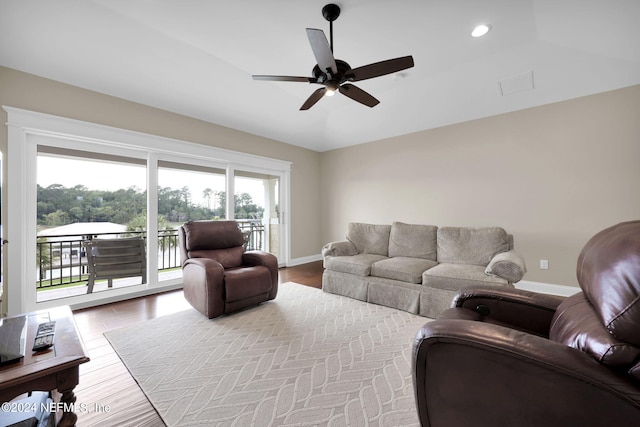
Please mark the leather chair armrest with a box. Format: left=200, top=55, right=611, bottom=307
left=182, top=258, right=225, bottom=319
left=183, top=257, right=224, bottom=275
left=243, top=250, right=279, bottom=299
left=413, top=320, right=640, bottom=427
left=452, top=286, right=565, bottom=336
left=321, top=240, right=358, bottom=258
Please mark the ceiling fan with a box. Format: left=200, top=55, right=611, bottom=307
left=252, top=3, right=415, bottom=110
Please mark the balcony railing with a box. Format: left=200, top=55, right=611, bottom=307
left=36, top=220, right=265, bottom=290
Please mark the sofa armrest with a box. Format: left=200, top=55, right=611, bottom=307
left=412, top=320, right=640, bottom=426
left=452, top=286, right=565, bottom=336
left=321, top=240, right=358, bottom=258
left=485, top=249, right=526, bottom=282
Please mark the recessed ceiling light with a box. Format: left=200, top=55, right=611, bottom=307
left=471, top=24, right=491, bottom=38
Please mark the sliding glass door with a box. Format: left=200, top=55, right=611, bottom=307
left=157, top=160, right=227, bottom=284
left=36, top=147, right=147, bottom=302
left=234, top=171, right=281, bottom=260
left=5, top=106, right=291, bottom=314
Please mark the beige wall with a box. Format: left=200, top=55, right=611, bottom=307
left=320, top=85, right=640, bottom=287
left=3, top=65, right=639, bottom=290
left=0, top=66, right=322, bottom=261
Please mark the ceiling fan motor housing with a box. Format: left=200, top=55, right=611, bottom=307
left=312, top=59, right=352, bottom=84
left=322, top=4, right=341, bottom=22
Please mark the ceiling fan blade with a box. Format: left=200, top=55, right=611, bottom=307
left=338, top=84, right=380, bottom=107
left=349, top=55, right=414, bottom=82
left=306, top=28, right=338, bottom=74
left=252, top=75, right=315, bottom=83
left=300, top=87, right=327, bottom=110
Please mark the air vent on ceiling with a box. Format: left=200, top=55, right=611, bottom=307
left=498, top=71, right=534, bottom=96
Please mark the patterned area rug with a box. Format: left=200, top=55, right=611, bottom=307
left=105, top=282, right=429, bottom=426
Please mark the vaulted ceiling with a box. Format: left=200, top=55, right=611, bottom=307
left=1, top=0, right=638, bottom=151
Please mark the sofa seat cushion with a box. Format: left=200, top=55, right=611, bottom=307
left=371, top=257, right=438, bottom=284
left=388, top=222, right=437, bottom=260
left=324, top=254, right=388, bottom=277
left=437, top=226, right=510, bottom=266
left=423, top=263, right=508, bottom=291
left=224, top=266, right=272, bottom=303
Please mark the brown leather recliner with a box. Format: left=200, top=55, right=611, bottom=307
left=179, top=220, right=278, bottom=319
left=412, top=221, right=640, bottom=427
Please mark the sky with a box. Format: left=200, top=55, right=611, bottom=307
left=37, top=155, right=266, bottom=208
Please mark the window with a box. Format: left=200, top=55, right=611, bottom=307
left=36, top=148, right=147, bottom=302
left=4, top=106, right=291, bottom=315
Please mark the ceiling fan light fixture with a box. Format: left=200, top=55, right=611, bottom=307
left=325, top=81, right=338, bottom=96
left=471, top=24, right=491, bottom=38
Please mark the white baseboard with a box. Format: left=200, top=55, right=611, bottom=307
left=287, top=254, right=323, bottom=267
left=515, top=280, right=580, bottom=297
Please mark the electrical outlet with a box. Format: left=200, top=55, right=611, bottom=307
left=540, top=259, right=549, bottom=270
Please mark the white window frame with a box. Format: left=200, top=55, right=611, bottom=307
left=4, top=106, right=291, bottom=315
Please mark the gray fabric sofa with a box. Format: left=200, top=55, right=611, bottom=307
left=321, top=222, right=526, bottom=318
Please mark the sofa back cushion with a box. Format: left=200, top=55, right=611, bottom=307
left=189, top=247, right=245, bottom=269
left=181, top=220, right=245, bottom=268
left=182, top=220, right=245, bottom=250
left=388, top=222, right=437, bottom=260
left=347, top=223, right=391, bottom=256
left=437, top=226, right=510, bottom=266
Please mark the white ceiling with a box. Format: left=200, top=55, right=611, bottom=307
left=1, top=0, right=639, bottom=152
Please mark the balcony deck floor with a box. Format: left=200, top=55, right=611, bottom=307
left=36, top=270, right=183, bottom=303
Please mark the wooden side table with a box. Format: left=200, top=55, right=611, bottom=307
left=0, top=306, right=90, bottom=427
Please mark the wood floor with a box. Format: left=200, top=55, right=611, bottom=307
left=72, top=261, right=323, bottom=426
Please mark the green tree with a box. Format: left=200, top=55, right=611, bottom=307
left=203, top=188, right=214, bottom=209
left=36, top=183, right=262, bottom=226
left=214, top=190, right=226, bottom=219
left=69, top=206, right=84, bottom=222
left=43, top=210, right=69, bottom=226
left=235, top=192, right=263, bottom=219
left=126, top=215, right=148, bottom=233
left=126, top=214, right=177, bottom=253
